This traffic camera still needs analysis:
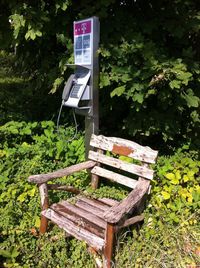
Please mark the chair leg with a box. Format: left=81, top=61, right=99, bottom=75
left=40, top=215, right=48, bottom=234
left=103, top=223, right=116, bottom=268
left=38, top=183, right=49, bottom=234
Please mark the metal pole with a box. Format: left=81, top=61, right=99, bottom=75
left=85, top=17, right=100, bottom=157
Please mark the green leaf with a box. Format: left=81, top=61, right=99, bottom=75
left=182, top=89, right=199, bottom=108
left=28, top=187, right=36, bottom=197
left=100, top=73, right=111, bottom=88
left=165, top=172, right=179, bottom=184
left=0, top=249, right=12, bottom=258
left=133, top=93, right=144, bottom=104
left=165, top=173, right=175, bottom=180
left=110, top=86, right=125, bottom=97
left=161, top=191, right=171, bottom=200
left=17, top=192, right=27, bottom=203
left=50, top=77, right=64, bottom=93
left=169, top=80, right=181, bottom=89
left=35, top=30, right=42, bottom=37
left=35, top=216, right=41, bottom=228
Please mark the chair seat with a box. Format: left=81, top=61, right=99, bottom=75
left=42, top=196, right=119, bottom=251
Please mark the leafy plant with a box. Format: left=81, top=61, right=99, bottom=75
left=0, top=120, right=199, bottom=267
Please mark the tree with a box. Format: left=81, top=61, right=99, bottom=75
left=4, top=0, right=200, bottom=149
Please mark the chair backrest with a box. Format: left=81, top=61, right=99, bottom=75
left=88, top=134, right=158, bottom=189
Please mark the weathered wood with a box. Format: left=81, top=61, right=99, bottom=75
left=75, top=199, right=105, bottom=218
left=91, top=149, right=103, bottom=189
left=78, top=196, right=110, bottom=211
left=103, top=223, right=116, bottom=268
left=58, top=200, right=106, bottom=229
left=42, top=208, right=105, bottom=251
left=51, top=203, right=105, bottom=238
left=90, top=134, right=158, bottom=164
left=38, top=183, right=49, bottom=234
left=119, top=214, right=144, bottom=229
left=28, top=160, right=96, bottom=184
left=88, top=151, right=154, bottom=180
left=135, top=163, right=151, bottom=214
left=98, top=198, right=119, bottom=207
left=48, top=184, right=80, bottom=194
left=91, top=166, right=138, bottom=188
left=103, top=180, right=150, bottom=223
left=91, top=173, right=99, bottom=189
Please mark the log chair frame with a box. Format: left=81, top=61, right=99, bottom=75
left=28, top=134, right=158, bottom=268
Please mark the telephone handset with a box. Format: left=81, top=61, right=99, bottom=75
left=62, top=74, right=75, bottom=101
left=62, top=68, right=91, bottom=109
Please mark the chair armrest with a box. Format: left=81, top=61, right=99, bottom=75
left=28, top=160, right=96, bottom=184
left=103, top=179, right=150, bottom=223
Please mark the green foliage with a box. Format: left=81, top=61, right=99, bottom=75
left=115, top=223, right=199, bottom=268
left=114, top=148, right=200, bottom=267
left=0, top=51, right=65, bottom=125
left=0, top=120, right=199, bottom=267
left=2, top=1, right=200, bottom=148
left=150, top=149, right=200, bottom=226
left=0, top=120, right=90, bottom=267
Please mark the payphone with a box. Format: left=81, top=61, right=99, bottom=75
left=58, top=17, right=99, bottom=156
left=62, top=65, right=91, bottom=109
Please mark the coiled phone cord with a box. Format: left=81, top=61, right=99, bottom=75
left=56, top=101, right=78, bottom=143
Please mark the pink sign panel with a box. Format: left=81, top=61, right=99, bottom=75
left=74, top=20, right=91, bottom=36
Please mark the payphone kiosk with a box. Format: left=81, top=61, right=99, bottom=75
left=62, top=66, right=91, bottom=109
left=61, top=17, right=99, bottom=156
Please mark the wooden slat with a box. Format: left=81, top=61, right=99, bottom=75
left=90, top=134, right=158, bottom=164
left=51, top=203, right=105, bottom=238
left=48, top=184, right=80, bottom=194
left=28, top=160, right=96, bottom=184
left=59, top=200, right=106, bottom=229
left=75, top=199, right=105, bottom=218
left=98, top=198, right=119, bottom=207
left=78, top=196, right=110, bottom=211
left=91, top=166, right=138, bottom=189
left=119, top=214, right=144, bottom=229
left=42, top=208, right=104, bottom=250
left=103, top=179, right=150, bottom=223
left=89, top=151, right=154, bottom=180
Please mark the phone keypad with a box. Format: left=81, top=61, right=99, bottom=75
left=70, top=84, right=82, bottom=98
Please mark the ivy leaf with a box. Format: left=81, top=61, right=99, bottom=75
left=110, top=86, right=125, bottom=97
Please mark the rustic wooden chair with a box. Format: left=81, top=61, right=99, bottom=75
left=28, top=134, right=158, bottom=268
